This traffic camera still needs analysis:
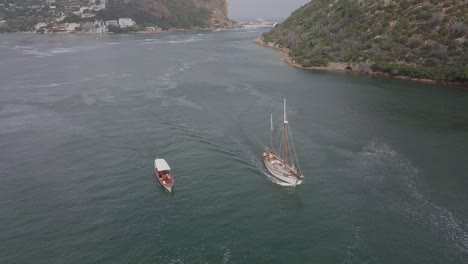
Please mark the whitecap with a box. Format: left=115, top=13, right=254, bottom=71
left=49, top=47, right=80, bottom=54
left=138, top=39, right=156, bottom=42
left=20, top=49, right=53, bottom=58
left=32, top=81, right=74, bottom=88
left=167, top=38, right=201, bottom=44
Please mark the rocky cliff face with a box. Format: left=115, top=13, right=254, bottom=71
left=192, top=0, right=232, bottom=28
left=103, top=0, right=234, bottom=29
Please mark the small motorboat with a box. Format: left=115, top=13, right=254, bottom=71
left=154, top=158, right=174, bottom=192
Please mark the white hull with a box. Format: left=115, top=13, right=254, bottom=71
left=263, top=158, right=303, bottom=186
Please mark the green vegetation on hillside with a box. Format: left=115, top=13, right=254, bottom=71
left=0, top=6, right=39, bottom=32
left=0, top=0, right=227, bottom=32
left=96, top=0, right=212, bottom=30
left=0, top=16, right=37, bottom=32
left=264, top=0, right=468, bottom=84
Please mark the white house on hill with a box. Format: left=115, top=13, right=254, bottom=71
left=65, top=23, right=80, bottom=32
left=118, top=18, right=136, bottom=28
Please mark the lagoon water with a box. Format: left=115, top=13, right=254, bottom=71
left=1, top=28, right=468, bottom=263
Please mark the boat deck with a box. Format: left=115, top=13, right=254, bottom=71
left=263, top=153, right=296, bottom=177
left=269, top=160, right=294, bottom=176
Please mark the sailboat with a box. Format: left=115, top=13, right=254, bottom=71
left=262, top=99, right=304, bottom=186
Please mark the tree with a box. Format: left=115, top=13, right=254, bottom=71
left=63, top=13, right=81, bottom=23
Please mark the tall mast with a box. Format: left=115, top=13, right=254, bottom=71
left=284, top=98, right=287, bottom=124
left=270, top=114, right=274, bottom=151
left=283, top=98, right=288, bottom=165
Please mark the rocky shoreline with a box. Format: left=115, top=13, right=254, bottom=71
left=255, top=36, right=466, bottom=88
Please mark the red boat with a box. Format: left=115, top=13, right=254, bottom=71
left=154, top=159, right=174, bottom=192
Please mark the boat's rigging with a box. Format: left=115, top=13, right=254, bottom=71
left=262, top=96, right=304, bottom=185
left=270, top=114, right=274, bottom=152
left=287, top=123, right=302, bottom=175
left=269, top=100, right=301, bottom=173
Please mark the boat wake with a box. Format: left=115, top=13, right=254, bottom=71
left=49, top=47, right=81, bottom=54
left=140, top=55, right=221, bottom=108
left=138, top=36, right=207, bottom=45
left=178, top=56, right=218, bottom=72
left=354, top=139, right=468, bottom=255
left=168, top=38, right=201, bottom=44
left=222, top=247, right=231, bottom=264
left=13, top=44, right=106, bottom=58
left=343, top=225, right=362, bottom=264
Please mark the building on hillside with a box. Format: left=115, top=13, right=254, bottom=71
left=118, top=18, right=135, bottom=28
left=82, top=13, right=96, bottom=18
left=81, top=22, right=95, bottom=32
left=55, top=15, right=66, bottom=22
left=91, top=0, right=106, bottom=11
left=76, top=7, right=89, bottom=14
left=105, top=20, right=118, bottom=27
left=35, top=22, right=48, bottom=30
left=94, top=20, right=105, bottom=28
left=65, top=5, right=80, bottom=12
left=65, top=22, right=80, bottom=32
left=57, top=23, right=66, bottom=32
left=96, top=27, right=108, bottom=34
left=64, top=0, right=80, bottom=12
left=95, top=19, right=108, bottom=34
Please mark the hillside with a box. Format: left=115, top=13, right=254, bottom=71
left=97, top=0, right=235, bottom=29
left=262, top=0, right=468, bottom=85
left=0, top=0, right=235, bottom=32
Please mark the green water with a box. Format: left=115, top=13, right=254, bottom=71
left=1, top=29, right=468, bottom=263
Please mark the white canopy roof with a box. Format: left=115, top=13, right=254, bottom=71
left=155, top=159, right=171, bottom=171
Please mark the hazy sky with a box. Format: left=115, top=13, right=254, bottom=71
left=228, top=0, right=310, bottom=21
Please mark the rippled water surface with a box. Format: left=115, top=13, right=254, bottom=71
left=1, top=28, right=468, bottom=263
